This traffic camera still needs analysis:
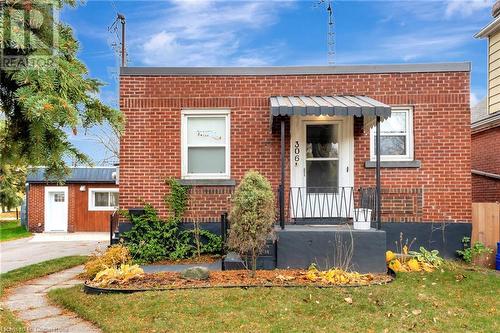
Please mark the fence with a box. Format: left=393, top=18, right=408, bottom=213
left=471, top=202, right=500, bottom=268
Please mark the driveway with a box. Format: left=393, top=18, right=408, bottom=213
left=0, top=233, right=108, bottom=273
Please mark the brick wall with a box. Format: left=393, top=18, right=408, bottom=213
left=27, top=184, right=44, bottom=232
left=471, top=127, right=500, bottom=202
left=119, top=71, right=471, bottom=224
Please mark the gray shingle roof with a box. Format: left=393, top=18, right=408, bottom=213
left=27, top=167, right=116, bottom=184
left=471, top=97, right=488, bottom=123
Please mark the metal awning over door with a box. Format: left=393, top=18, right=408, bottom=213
left=270, top=95, right=391, bottom=118
left=273, top=95, right=389, bottom=231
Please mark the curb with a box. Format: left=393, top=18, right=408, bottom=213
left=83, top=275, right=395, bottom=294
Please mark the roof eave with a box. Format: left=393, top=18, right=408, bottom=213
left=120, top=62, right=471, bottom=76
left=27, top=180, right=117, bottom=184
left=475, top=17, right=500, bottom=38
left=471, top=112, right=500, bottom=132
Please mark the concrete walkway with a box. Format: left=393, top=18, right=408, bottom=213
left=3, top=265, right=101, bottom=333
left=1, top=233, right=108, bottom=273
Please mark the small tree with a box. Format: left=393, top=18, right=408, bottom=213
left=228, top=171, right=275, bottom=277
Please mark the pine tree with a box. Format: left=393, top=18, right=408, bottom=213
left=0, top=0, right=123, bottom=183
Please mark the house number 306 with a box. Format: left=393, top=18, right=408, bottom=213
left=294, top=141, right=300, bottom=165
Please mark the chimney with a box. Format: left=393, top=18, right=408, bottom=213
left=493, top=0, right=500, bottom=18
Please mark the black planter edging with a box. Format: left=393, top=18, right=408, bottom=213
left=83, top=276, right=394, bottom=295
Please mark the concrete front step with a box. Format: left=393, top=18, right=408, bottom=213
left=223, top=225, right=387, bottom=274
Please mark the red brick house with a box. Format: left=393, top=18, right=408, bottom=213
left=473, top=6, right=500, bottom=203
left=471, top=98, right=500, bottom=202
left=119, top=63, right=472, bottom=264
left=26, top=167, right=118, bottom=232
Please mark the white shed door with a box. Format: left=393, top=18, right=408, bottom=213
left=44, top=187, right=68, bottom=232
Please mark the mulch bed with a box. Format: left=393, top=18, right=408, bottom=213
left=147, top=254, right=221, bottom=266
left=85, top=270, right=393, bottom=293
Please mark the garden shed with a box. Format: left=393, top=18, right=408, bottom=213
left=26, top=167, right=118, bottom=232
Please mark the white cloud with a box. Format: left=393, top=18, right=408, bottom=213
left=143, top=31, right=177, bottom=53
left=470, top=92, right=479, bottom=106
left=130, top=0, right=294, bottom=66
left=378, top=0, right=492, bottom=22
left=332, top=25, right=477, bottom=64
left=445, top=0, right=493, bottom=18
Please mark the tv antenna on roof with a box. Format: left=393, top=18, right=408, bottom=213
left=316, top=0, right=335, bottom=65
left=326, top=1, right=334, bottom=65
left=108, top=13, right=127, bottom=67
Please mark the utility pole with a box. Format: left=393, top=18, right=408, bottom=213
left=117, top=13, right=126, bottom=67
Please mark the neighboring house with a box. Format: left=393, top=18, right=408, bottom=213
left=26, top=167, right=118, bottom=232
left=473, top=4, right=500, bottom=203
left=476, top=1, right=500, bottom=115
left=119, top=62, right=472, bottom=260
left=470, top=98, right=500, bottom=202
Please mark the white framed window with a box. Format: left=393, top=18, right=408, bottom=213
left=88, top=188, right=119, bottom=211
left=370, top=107, right=414, bottom=161
left=181, top=109, right=230, bottom=179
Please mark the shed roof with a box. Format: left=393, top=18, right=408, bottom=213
left=27, top=167, right=116, bottom=184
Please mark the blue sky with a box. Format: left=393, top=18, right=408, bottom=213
left=63, top=0, right=494, bottom=164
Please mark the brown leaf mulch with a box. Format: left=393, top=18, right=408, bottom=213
left=87, top=270, right=393, bottom=291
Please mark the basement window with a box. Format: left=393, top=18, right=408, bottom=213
left=181, top=110, right=230, bottom=179
left=89, top=188, right=119, bottom=211
left=370, top=107, right=414, bottom=162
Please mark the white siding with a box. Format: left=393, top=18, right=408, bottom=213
left=489, top=32, right=500, bottom=114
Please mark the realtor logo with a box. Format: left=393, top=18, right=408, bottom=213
left=0, top=0, right=59, bottom=70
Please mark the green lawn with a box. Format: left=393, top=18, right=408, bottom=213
left=0, top=256, right=88, bottom=331
left=48, top=263, right=499, bottom=333
left=0, top=220, right=31, bottom=242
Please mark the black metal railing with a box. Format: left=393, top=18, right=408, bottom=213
left=289, top=187, right=354, bottom=220
left=221, top=212, right=229, bottom=253
left=109, top=210, right=119, bottom=246
left=287, top=187, right=376, bottom=223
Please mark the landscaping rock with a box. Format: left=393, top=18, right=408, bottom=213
left=180, top=266, right=210, bottom=280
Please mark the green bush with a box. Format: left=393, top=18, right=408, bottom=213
left=123, top=205, right=223, bottom=263
left=165, top=178, right=190, bottom=220
left=456, top=237, right=493, bottom=264
left=228, top=171, right=275, bottom=276
left=123, top=179, right=222, bottom=263
left=123, top=205, right=180, bottom=263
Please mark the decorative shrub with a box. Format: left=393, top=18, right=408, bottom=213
left=123, top=205, right=222, bottom=263
left=123, top=204, right=180, bottom=263
left=165, top=178, right=190, bottom=220
left=305, top=263, right=374, bottom=285
left=228, top=171, right=275, bottom=276
left=123, top=179, right=222, bottom=263
left=92, top=264, right=144, bottom=287
left=386, top=245, right=444, bottom=273
left=409, top=247, right=444, bottom=268
left=83, top=244, right=131, bottom=279
left=456, top=237, right=493, bottom=264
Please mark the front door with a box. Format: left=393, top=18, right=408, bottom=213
left=290, top=116, right=353, bottom=220
left=44, top=186, right=68, bottom=232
